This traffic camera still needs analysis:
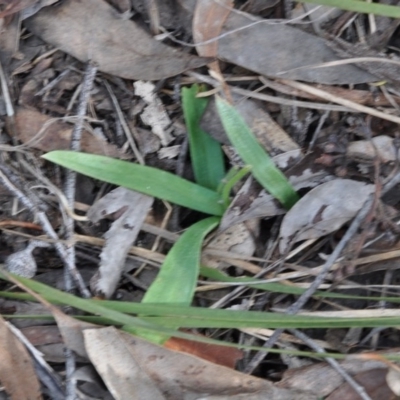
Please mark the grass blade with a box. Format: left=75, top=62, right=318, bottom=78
left=215, top=96, right=299, bottom=208
left=299, top=0, right=400, bottom=18
left=182, top=85, right=225, bottom=190
left=143, top=217, right=220, bottom=304
left=42, top=151, right=224, bottom=216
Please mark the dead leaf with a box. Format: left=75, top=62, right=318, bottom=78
left=15, top=107, right=128, bottom=158
left=347, top=135, right=398, bottom=163
left=164, top=333, right=243, bottom=369
left=279, top=179, right=375, bottom=254
left=119, top=329, right=317, bottom=400
left=88, top=187, right=154, bottom=298
left=217, top=11, right=376, bottom=84
left=277, top=356, right=392, bottom=397
left=21, top=325, right=62, bottom=346
left=84, top=327, right=166, bottom=400
left=327, top=369, right=394, bottom=400
left=201, top=95, right=301, bottom=156
left=0, top=315, right=42, bottom=400
left=193, top=0, right=233, bottom=73
left=386, top=365, right=400, bottom=397
left=24, top=0, right=210, bottom=81
left=220, top=152, right=334, bottom=232
left=134, top=81, right=174, bottom=146
left=203, top=220, right=258, bottom=268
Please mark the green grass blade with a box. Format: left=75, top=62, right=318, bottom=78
left=182, top=85, right=225, bottom=190
left=1, top=276, right=400, bottom=330
left=143, top=217, right=220, bottom=304
left=298, top=0, right=400, bottom=18
left=215, top=97, right=299, bottom=208
left=140, top=216, right=219, bottom=343
left=42, top=151, right=224, bottom=216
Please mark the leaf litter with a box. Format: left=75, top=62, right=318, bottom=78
left=2, top=0, right=400, bottom=399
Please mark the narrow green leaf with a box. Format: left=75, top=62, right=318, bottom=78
left=42, top=151, right=224, bottom=216
left=182, top=85, right=225, bottom=190
left=298, top=0, right=400, bottom=18
left=143, top=217, right=220, bottom=304
left=1, top=275, right=400, bottom=330
left=215, top=97, right=299, bottom=208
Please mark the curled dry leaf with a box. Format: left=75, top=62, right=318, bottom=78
left=0, top=315, right=42, bottom=400
left=15, top=107, right=128, bottom=158
left=24, top=0, right=210, bottom=81
left=134, top=81, right=173, bottom=146
left=88, top=187, right=154, bottom=298
left=193, top=0, right=233, bottom=73
left=279, top=179, right=375, bottom=254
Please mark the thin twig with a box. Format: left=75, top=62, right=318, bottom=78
left=7, top=322, right=65, bottom=400
left=0, top=167, right=90, bottom=297
left=61, top=61, right=97, bottom=400
left=290, top=329, right=372, bottom=400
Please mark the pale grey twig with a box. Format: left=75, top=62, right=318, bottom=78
left=7, top=322, right=65, bottom=400
left=0, top=167, right=90, bottom=297
left=63, top=62, right=97, bottom=292
left=62, top=62, right=97, bottom=400
left=290, top=329, right=372, bottom=400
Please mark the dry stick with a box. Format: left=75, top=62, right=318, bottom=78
left=290, top=329, right=372, bottom=400
left=245, top=171, right=400, bottom=375
left=279, top=78, right=400, bottom=125
left=7, top=322, right=65, bottom=400
left=0, top=169, right=88, bottom=294
left=62, top=62, right=96, bottom=400
left=63, top=62, right=97, bottom=294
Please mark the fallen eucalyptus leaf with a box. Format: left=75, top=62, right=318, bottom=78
left=279, top=179, right=375, bottom=253
left=25, top=0, right=210, bottom=80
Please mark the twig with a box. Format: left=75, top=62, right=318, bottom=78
left=7, top=322, right=65, bottom=400
left=63, top=61, right=97, bottom=292
left=62, top=62, right=97, bottom=400
left=0, top=167, right=90, bottom=297
left=290, top=329, right=372, bottom=400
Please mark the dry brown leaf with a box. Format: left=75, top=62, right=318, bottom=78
left=347, top=135, right=398, bottom=163
left=164, top=333, right=243, bottom=369
left=279, top=179, right=375, bottom=254
left=203, top=220, right=258, bottom=268
left=20, top=325, right=62, bottom=346
left=326, top=369, right=394, bottom=400
left=15, top=107, right=127, bottom=158
left=217, top=11, right=376, bottom=84
left=193, top=0, right=233, bottom=73
left=24, top=0, right=210, bottom=81
left=0, top=314, right=42, bottom=400
left=277, top=356, right=392, bottom=397
left=120, top=330, right=317, bottom=400
left=84, top=327, right=166, bottom=400
left=88, top=187, right=154, bottom=298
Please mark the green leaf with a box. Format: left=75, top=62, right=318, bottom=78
left=215, top=97, right=299, bottom=209
left=42, top=151, right=224, bottom=216
left=182, top=85, right=225, bottom=190
left=143, top=217, right=219, bottom=304
left=140, top=216, right=219, bottom=343
left=298, top=0, right=400, bottom=18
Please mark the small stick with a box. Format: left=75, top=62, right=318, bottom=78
left=63, top=61, right=97, bottom=293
